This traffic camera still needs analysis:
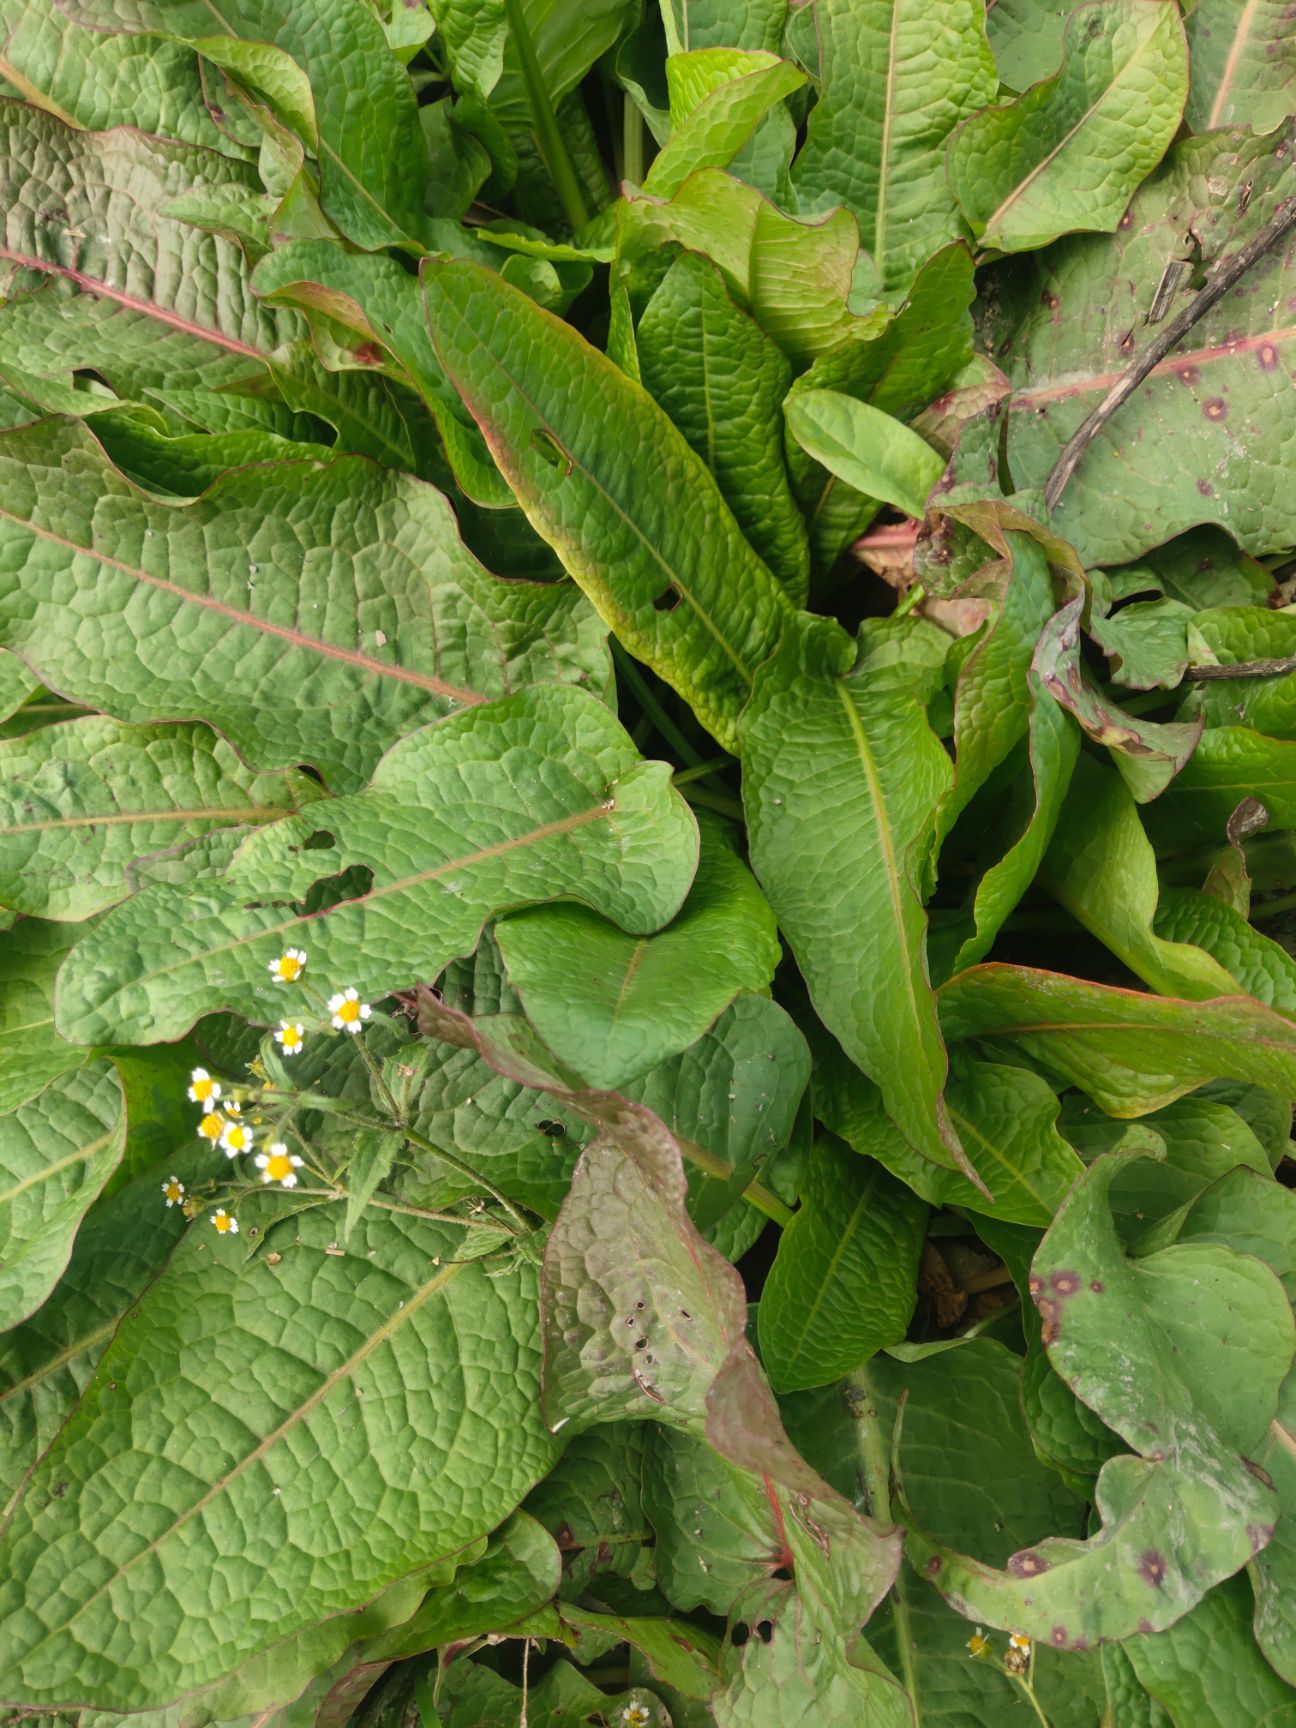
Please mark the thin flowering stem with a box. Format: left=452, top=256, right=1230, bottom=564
left=1010, top=1676, right=1052, bottom=1728
left=288, top=1186, right=521, bottom=1233
left=399, top=1125, right=534, bottom=1235
left=351, top=1024, right=403, bottom=1121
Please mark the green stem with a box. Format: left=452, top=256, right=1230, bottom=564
left=504, top=0, right=589, bottom=233
left=893, top=582, right=927, bottom=619
left=679, top=783, right=745, bottom=821
left=400, top=1125, right=534, bottom=1236
left=658, top=0, right=684, bottom=55
left=622, top=92, right=644, bottom=185
left=1011, top=1675, right=1053, bottom=1728
left=1253, top=890, right=1296, bottom=922
left=290, top=1186, right=516, bottom=1232
left=611, top=640, right=704, bottom=768
left=352, top=1028, right=403, bottom=1122
left=848, top=1366, right=920, bottom=1712
left=672, top=755, right=735, bottom=786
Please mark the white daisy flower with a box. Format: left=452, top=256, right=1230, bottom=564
left=327, top=986, right=372, bottom=1033
left=268, top=947, right=307, bottom=983
left=255, top=1143, right=304, bottom=1187
left=274, top=1020, right=305, bottom=1056
left=211, top=1209, right=239, bottom=1235
left=161, top=1175, right=185, bottom=1208
left=221, top=1117, right=254, bottom=1158
left=186, top=1067, right=221, bottom=1105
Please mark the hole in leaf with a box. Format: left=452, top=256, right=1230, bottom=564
left=652, top=584, right=682, bottom=613
left=731, top=1623, right=750, bottom=1647
left=301, top=829, right=336, bottom=851
left=771, top=1566, right=793, bottom=1581
left=530, top=427, right=572, bottom=474
left=755, top=1620, right=774, bottom=1644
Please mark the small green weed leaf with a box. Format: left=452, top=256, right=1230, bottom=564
left=712, top=1598, right=915, bottom=1728
left=999, top=124, right=1296, bottom=563
left=1040, top=754, right=1241, bottom=999
left=644, top=53, right=805, bottom=195
left=940, top=964, right=1296, bottom=1115
left=789, top=0, right=997, bottom=294
left=424, top=257, right=792, bottom=751
left=785, top=390, right=946, bottom=522
left=948, top=0, right=1188, bottom=254
left=1034, top=599, right=1201, bottom=801
left=514, top=1602, right=722, bottom=1700
left=440, top=1661, right=665, bottom=1728
left=814, top=1036, right=1083, bottom=1225
left=0, top=0, right=237, bottom=146
left=497, top=817, right=779, bottom=1091
left=0, top=1144, right=199, bottom=1518
left=1126, top=1572, right=1296, bottom=1727
left=619, top=168, right=868, bottom=365
left=758, top=1136, right=926, bottom=1392
left=741, top=615, right=974, bottom=1188
left=0, top=1062, right=126, bottom=1333
left=0, top=719, right=324, bottom=922
left=56, top=686, right=697, bottom=1045
left=0, top=421, right=608, bottom=794
left=637, top=249, right=809, bottom=600
left=342, top=1128, right=403, bottom=1244
left=61, top=0, right=427, bottom=246
left=1185, top=0, right=1296, bottom=135
left=0, top=104, right=298, bottom=392
left=0, top=920, right=95, bottom=1113
left=906, top=1152, right=1291, bottom=1643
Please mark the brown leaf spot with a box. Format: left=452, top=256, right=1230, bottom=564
left=354, top=342, right=384, bottom=366
left=1119, top=210, right=1133, bottom=229
left=1041, top=290, right=1060, bottom=310
left=1177, top=366, right=1199, bottom=386
left=1204, top=398, right=1228, bottom=420
left=1089, top=1280, right=1104, bottom=1293
left=1008, top=1549, right=1050, bottom=1577
left=1249, top=1522, right=1275, bottom=1552
left=1244, top=1457, right=1276, bottom=1489
left=1027, top=1274, right=1043, bottom=1297
left=1197, top=479, right=1214, bottom=496
left=1050, top=1270, right=1081, bottom=1297
left=1138, top=1550, right=1167, bottom=1588
left=1258, top=343, right=1280, bottom=371
left=1051, top=1625, right=1068, bottom=1647
left=1138, top=1618, right=1154, bottom=1635
left=924, top=1555, right=943, bottom=1576
left=1119, top=329, right=1135, bottom=355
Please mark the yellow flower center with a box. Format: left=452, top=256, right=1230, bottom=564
left=164, top=1182, right=181, bottom=1201
left=281, top=1027, right=302, bottom=1049
left=337, top=997, right=361, bottom=1024
left=226, top=1126, right=249, bottom=1152
left=265, top=1152, right=294, bottom=1182
left=199, top=1112, right=224, bottom=1139
left=192, top=1077, right=215, bottom=1101
left=214, top=1213, right=234, bottom=1233
left=275, top=955, right=302, bottom=980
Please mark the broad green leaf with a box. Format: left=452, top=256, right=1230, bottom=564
left=783, top=242, right=976, bottom=575
left=789, top=0, right=997, bottom=294
left=785, top=390, right=945, bottom=522
left=948, top=0, right=1188, bottom=253
left=497, top=818, right=778, bottom=1091
left=424, top=258, right=792, bottom=751
left=741, top=615, right=974, bottom=1187
left=0, top=650, right=40, bottom=722
left=998, top=124, right=1296, bottom=563
left=662, top=0, right=788, bottom=51
left=786, top=1341, right=1093, bottom=1728
left=62, top=0, right=427, bottom=246
left=0, top=1143, right=200, bottom=1519
left=1185, top=0, right=1296, bottom=135
left=1040, top=755, right=1241, bottom=999
left=986, top=0, right=1076, bottom=88
left=1187, top=607, right=1296, bottom=740
left=0, top=918, right=94, bottom=1114
left=525, top=1424, right=652, bottom=1592
left=0, top=0, right=236, bottom=147
left=0, top=1063, right=126, bottom=1333
left=814, top=1033, right=1084, bottom=1225
left=1034, top=598, right=1201, bottom=801
left=712, top=1600, right=914, bottom=1728
left=0, top=104, right=299, bottom=394
left=758, top=1136, right=926, bottom=1392
left=513, top=1602, right=722, bottom=1700
left=940, top=965, right=1296, bottom=1116
left=636, top=250, right=809, bottom=600
left=491, top=0, right=639, bottom=126
left=427, top=0, right=507, bottom=98
left=1154, top=886, right=1296, bottom=1013
left=0, top=420, right=608, bottom=794
left=1151, top=725, right=1296, bottom=841
left=1127, top=1572, right=1296, bottom=1726
left=56, top=686, right=698, bottom=1046
left=0, top=719, right=324, bottom=921
left=618, top=168, right=870, bottom=365
left=936, top=531, right=1056, bottom=858
left=906, top=1152, right=1291, bottom=1644
left=644, top=53, right=805, bottom=196
left=0, top=1197, right=562, bottom=1710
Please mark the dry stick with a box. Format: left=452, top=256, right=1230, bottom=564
left=1184, top=655, right=1296, bottom=682
left=1043, top=196, right=1296, bottom=514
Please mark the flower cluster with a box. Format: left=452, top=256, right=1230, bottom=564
left=966, top=1627, right=1033, bottom=1672
left=172, top=950, right=376, bottom=1233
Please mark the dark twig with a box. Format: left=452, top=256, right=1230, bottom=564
left=1044, top=196, right=1296, bottom=512
left=1184, top=656, right=1296, bottom=682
